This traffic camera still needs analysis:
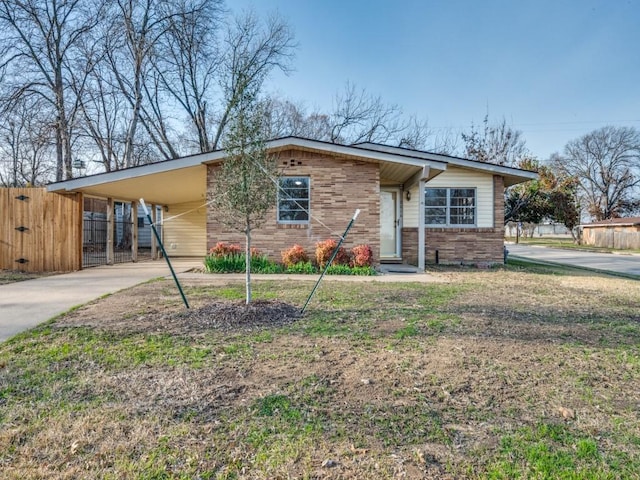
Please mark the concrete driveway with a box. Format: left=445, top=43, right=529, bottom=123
left=0, top=259, right=202, bottom=343
left=507, top=243, right=640, bottom=278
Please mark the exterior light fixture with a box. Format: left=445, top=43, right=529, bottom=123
left=406, top=190, right=411, bottom=201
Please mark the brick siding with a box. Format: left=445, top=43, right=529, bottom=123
left=206, top=149, right=381, bottom=264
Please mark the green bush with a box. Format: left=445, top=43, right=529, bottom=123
left=326, top=265, right=377, bottom=276
left=285, top=261, right=317, bottom=274
left=204, top=253, right=282, bottom=274
left=251, top=255, right=283, bottom=274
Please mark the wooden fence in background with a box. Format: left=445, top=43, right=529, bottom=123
left=1, top=188, right=82, bottom=272
left=583, top=225, right=640, bottom=250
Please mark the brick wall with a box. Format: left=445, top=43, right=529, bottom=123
left=402, top=175, right=506, bottom=265
left=206, top=149, right=381, bottom=264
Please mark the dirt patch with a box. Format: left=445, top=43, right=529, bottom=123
left=173, top=300, right=302, bottom=333
left=58, top=292, right=301, bottom=335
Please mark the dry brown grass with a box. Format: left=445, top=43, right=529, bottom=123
left=1, top=264, right=639, bottom=479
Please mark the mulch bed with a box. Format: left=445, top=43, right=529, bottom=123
left=168, top=300, right=302, bottom=333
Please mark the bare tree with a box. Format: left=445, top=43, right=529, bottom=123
left=100, top=0, right=182, bottom=166
left=553, top=126, right=640, bottom=220
left=0, top=98, right=55, bottom=186
left=76, top=54, right=129, bottom=172
left=213, top=10, right=296, bottom=150
left=0, top=0, right=101, bottom=181
left=151, top=0, right=225, bottom=153
left=329, top=82, right=406, bottom=145
left=262, top=97, right=332, bottom=140
left=263, top=85, right=456, bottom=153
left=462, top=115, right=528, bottom=166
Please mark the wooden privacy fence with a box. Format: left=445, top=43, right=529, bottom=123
left=0, top=188, right=82, bottom=272
left=582, top=225, right=640, bottom=250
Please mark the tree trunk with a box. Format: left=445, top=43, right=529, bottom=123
left=245, top=228, right=251, bottom=305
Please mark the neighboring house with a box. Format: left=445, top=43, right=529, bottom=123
left=582, top=217, right=640, bottom=250
left=48, top=137, right=537, bottom=269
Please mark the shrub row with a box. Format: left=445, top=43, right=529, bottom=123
left=204, top=241, right=376, bottom=275
left=282, top=241, right=373, bottom=269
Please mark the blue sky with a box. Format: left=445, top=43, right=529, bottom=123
left=234, top=0, right=640, bottom=160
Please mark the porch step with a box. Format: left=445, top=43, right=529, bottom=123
left=379, top=264, right=420, bottom=274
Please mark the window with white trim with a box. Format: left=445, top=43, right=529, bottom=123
left=425, top=188, right=476, bottom=226
left=278, top=176, right=310, bottom=223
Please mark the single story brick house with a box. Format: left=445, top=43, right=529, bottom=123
left=48, top=137, right=537, bottom=269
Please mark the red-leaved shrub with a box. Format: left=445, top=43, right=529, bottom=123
left=351, top=244, right=373, bottom=267
left=209, top=242, right=242, bottom=257
left=281, top=244, right=308, bottom=268
left=315, top=239, right=350, bottom=268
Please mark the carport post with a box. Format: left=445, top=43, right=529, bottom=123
left=139, top=198, right=190, bottom=309
left=131, top=201, right=138, bottom=262
left=106, top=198, right=114, bottom=265
left=150, top=204, right=158, bottom=260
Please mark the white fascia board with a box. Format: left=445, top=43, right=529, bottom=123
left=266, top=137, right=448, bottom=171
left=355, top=142, right=538, bottom=181
left=48, top=150, right=225, bottom=193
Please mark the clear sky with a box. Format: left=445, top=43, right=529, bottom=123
left=234, top=0, right=640, bottom=160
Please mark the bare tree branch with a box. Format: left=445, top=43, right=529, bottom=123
left=554, top=126, right=640, bottom=220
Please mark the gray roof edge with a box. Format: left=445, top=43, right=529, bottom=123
left=47, top=150, right=221, bottom=192
left=355, top=142, right=538, bottom=180
left=52, top=136, right=540, bottom=194
left=266, top=136, right=448, bottom=169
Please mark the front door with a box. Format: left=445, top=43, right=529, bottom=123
left=380, top=188, right=401, bottom=259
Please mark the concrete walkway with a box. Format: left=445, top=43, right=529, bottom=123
left=0, top=260, right=439, bottom=343
left=0, top=259, right=201, bottom=343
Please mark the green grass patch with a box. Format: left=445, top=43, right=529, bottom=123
left=486, top=422, right=639, bottom=479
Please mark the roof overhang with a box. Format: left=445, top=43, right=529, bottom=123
left=49, top=136, right=535, bottom=205
left=266, top=137, right=447, bottom=184
left=48, top=137, right=450, bottom=203
left=355, top=142, right=538, bottom=186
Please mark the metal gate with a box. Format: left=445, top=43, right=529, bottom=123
left=82, top=199, right=133, bottom=267
left=82, top=198, right=161, bottom=268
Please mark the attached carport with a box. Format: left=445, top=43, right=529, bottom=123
left=48, top=151, right=218, bottom=267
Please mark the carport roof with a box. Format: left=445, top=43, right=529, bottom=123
left=47, top=136, right=537, bottom=205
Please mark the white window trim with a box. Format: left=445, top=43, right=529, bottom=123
left=277, top=176, right=310, bottom=224
left=425, top=187, right=477, bottom=227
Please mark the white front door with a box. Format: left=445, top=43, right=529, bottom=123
left=380, top=188, right=401, bottom=259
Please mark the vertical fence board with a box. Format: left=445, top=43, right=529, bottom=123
left=0, top=188, right=82, bottom=272
left=0, top=188, right=12, bottom=268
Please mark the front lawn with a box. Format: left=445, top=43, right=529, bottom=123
left=1, top=265, right=639, bottom=478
